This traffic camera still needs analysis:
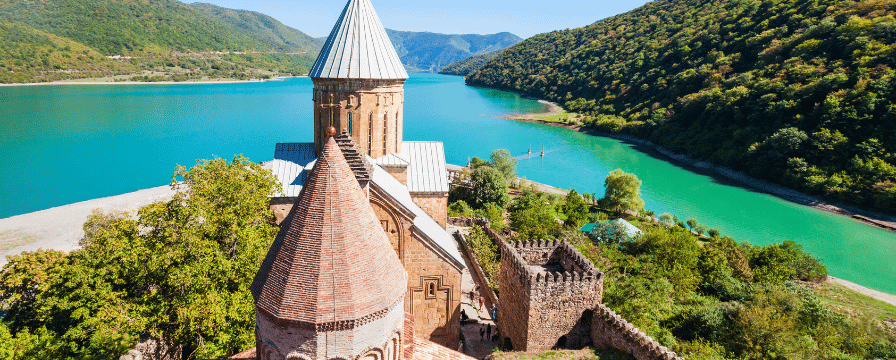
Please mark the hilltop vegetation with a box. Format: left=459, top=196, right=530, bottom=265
left=187, top=3, right=324, bottom=54
left=439, top=50, right=505, bottom=76
left=453, top=159, right=896, bottom=359
left=386, top=30, right=522, bottom=72
left=0, top=0, right=320, bottom=83
left=467, top=0, right=896, bottom=213
left=0, top=20, right=134, bottom=83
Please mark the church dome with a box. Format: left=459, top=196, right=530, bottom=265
left=252, top=136, right=407, bottom=324
left=309, top=0, right=408, bottom=80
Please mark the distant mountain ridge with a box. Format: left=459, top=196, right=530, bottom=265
left=0, top=0, right=521, bottom=83
left=0, top=0, right=321, bottom=83
left=385, top=29, right=522, bottom=72
left=438, top=50, right=504, bottom=76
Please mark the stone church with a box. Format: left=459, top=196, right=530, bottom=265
left=255, top=0, right=465, bottom=354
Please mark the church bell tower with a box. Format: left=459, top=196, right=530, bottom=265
left=309, top=0, right=409, bottom=159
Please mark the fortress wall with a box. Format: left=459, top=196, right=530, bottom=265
left=591, top=304, right=683, bottom=360
left=497, top=238, right=532, bottom=351
left=454, top=231, right=499, bottom=311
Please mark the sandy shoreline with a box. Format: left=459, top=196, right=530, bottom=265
left=501, top=103, right=896, bottom=234
left=0, top=185, right=175, bottom=268
left=0, top=76, right=304, bottom=87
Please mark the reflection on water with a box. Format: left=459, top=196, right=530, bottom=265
left=0, top=73, right=894, bottom=294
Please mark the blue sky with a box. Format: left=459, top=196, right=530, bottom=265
left=184, top=0, right=651, bottom=39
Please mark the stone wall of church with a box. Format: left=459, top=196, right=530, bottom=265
left=254, top=303, right=405, bottom=360
left=403, top=228, right=462, bottom=350
left=269, top=198, right=294, bottom=225
left=369, top=196, right=462, bottom=350
left=384, top=165, right=409, bottom=185
left=312, top=78, right=405, bottom=158
left=411, top=193, right=448, bottom=229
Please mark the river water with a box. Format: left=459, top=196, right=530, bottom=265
left=1, top=74, right=893, bottom=293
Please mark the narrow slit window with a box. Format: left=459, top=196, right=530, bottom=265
left=368, top=113, right=373, bottom=156
left=383, top=113, right=388, bottom=154
left=348, top=113, right=353, bottom=135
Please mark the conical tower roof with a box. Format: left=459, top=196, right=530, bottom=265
left=309, top=0, right=408, bottom=79
left=252, top=136, right=407, bottom=324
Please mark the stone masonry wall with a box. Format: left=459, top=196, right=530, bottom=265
left=501, top=240, right=603, bottom=351
left=454, top=231, right=499, bottom=311
left=412, top=193, right=448, bottom=229
left=371, top=197, right=462, bottom=350
left=591, top=304, right=684, bottom=360
left=312, top=78, right=405, bottom=158
left=497, top=240, right=530, bottom=352
left=269, top=198, right=294, bottom=225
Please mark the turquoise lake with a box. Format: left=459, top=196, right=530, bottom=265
left=1, top=73, right=894, bottom=294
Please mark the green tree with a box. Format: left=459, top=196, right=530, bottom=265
left=469, top=156, right=491, bottom=169
left=475, top=202, right=505, bottom=232
left=600, top=169, right=644, bottom=212
left=508, top=189, right=560, bottom=240
left=448, top=200, right=474, bottom=217
left=490, top=149, right=517, bottom=181
left=686, top=219, right=698, bottom=231
left=562, top=189, right=589, bottom=228
left=469, top=166, right=510, bottom=207
left=0, top=155, right=279, bottom=359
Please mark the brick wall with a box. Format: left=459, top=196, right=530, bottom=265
left=254, top=302, right=405, bottom=360
left=591, top=304, right=683, bottom=360
left=312, top=78, right=405, bottom=158
left=411, top=193, right=448, bottom=229
left=384, top=165, right=409, bottom=185
left=371, top=195, right=462, bottom=350
left=269, top=198, right=294, bottom=225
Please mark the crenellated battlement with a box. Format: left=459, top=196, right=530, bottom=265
left=498, top=237, right=604, bottom=352
left=501, top=239, right=602, bottom=287
left=592, top=304, right=683, bottom=360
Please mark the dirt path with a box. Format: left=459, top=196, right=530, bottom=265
left=0, top=185, right=175, bottom=267
left=829, top=276, right=896, bottom=308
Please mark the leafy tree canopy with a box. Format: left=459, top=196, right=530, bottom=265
left=0, top=155, right=279, bottom=359
left=468, top=0, right=896, bottom=213
left=601, top=169, right=645, bottom=212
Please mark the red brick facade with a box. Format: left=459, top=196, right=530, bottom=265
left=251, top=137, right=408, bottom=360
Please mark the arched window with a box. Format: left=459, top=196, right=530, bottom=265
left=348, top=113, right=353, bottom=135
left=368, top=113, right=373, bottom=156
left=383, top=113, right=388, bottom=154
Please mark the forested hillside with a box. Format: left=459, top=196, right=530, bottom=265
left=438, top=50, right=504, bottom=76
left=0, top=0, right=319, bottom=83
left=386, top=30, right=522, bottom=72
left=467, top=0, right=896, bottom=213
left=187, top=3, right=324, bottom=54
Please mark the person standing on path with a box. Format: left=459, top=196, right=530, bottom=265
left=479, top=325, right=485, bottom=340
left=486, top=324, right=492, bottom=341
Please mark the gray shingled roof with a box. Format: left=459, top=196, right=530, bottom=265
left=309, top=0, right=408, bottom=79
